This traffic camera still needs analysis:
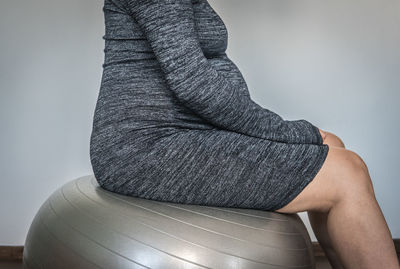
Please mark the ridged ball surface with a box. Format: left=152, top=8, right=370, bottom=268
left=23, top=175, right=315, bottom=269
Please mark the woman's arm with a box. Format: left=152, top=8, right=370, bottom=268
left=122, top=0, right=324, bottom=145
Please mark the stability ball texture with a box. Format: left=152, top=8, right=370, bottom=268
left=23, top=175, right=316, bottom=268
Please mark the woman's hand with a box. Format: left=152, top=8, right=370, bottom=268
left=319, top=128, right=327, bottom=142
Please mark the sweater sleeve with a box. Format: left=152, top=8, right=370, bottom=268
left=123, top=0, right=324, bottom=145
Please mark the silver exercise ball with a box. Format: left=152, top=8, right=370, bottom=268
left=23, top=174, right=315, bottom=268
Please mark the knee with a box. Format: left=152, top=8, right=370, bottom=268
left=334, top=150, right=374, bottom=202
left=325, top=131, right=346, bottom=148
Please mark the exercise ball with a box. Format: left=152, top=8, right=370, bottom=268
left=23, top=174, right=315, bottom=268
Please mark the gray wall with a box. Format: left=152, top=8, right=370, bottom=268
left=0, top=0, right=399, bottom=245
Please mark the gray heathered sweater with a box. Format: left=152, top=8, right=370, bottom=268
left=90, top=0, right=330, bottom=211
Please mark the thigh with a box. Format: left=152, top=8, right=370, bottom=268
left=102, top=128, right=330, bottom=211
left=274, top=146, right=367, bottom=214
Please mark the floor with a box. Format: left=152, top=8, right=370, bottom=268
left=0, top=258, right=333, bottom=269
left=0, top=261, right=21, bottom=269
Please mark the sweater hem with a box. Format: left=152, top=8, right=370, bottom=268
left=269, top=143, right=330, bottom=211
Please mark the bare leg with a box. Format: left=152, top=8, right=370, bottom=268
left=308, top=132, right=346, bottom=268
left=327, top=184, right=398, bottom=268
left=308, top=210, right=344, bottom=268
left=275, top=141, right=399, bottom=269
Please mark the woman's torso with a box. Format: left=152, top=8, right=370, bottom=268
left=91, top=0, right=250, bottom=152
